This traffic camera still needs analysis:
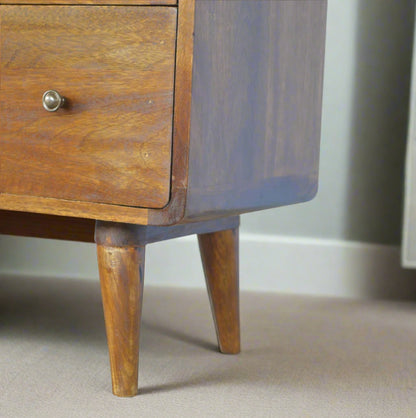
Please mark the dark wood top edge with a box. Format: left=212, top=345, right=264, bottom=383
left=0, top=1, right=177, bottom=5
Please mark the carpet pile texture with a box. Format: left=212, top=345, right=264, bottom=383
left=1, top=276, right=416, bottom=417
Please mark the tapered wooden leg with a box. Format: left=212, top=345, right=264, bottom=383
left=96, top=222, right=145, bottom=397
left=95, top=218, right=240, bottom=396
left=198, top=227, right=240, bottom=354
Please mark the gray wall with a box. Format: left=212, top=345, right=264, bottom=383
left=243, top=0, right=415, bottom=245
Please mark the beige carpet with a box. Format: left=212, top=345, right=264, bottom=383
left=1, top=276, right=416, bottom=417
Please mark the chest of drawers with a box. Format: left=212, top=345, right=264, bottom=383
left=0, top=0, right=327, bottom=396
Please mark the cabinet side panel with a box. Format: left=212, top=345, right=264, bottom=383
left=186, top=0, right=327, bottom=220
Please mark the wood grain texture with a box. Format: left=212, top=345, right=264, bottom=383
left=0, top=210, right=95, bottom=242
left=0, top=210, right=237, bottom=245
left=0, top=193, right=149, bottom=224
left=185, top=0, right=327, bottom=220
left=95, top=216, right=239, bottom=246
left=94, top=216, right=239, bottom=395
left=198, top=228, right=240, bottom=354
left=1, top=0, right=176, bottom=4
left=147, top=0, right=195, bottom=225
left=0, top=0, right=195, bottom=225
left=97, top=241, right=145, bottom=397
left=0, top=0, right=327, bottom=226
left=0, top=5, right=176, bottom=208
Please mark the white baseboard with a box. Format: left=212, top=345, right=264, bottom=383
left=0, top=233, right=415, bottom=299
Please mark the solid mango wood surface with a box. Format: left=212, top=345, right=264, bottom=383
left=185, top=0, right=327, bottom=219
left=198, top=228, right=240, bottom=354
left=95, top=216, right=239, bottom=246
left=0, top=6, right=176, bottom=208
left=0, top=210, right=95, bottom=242
left=0, top=211, right=239, bottom=245
left=1, top=0, right=176, bottom=4
left=0, top=0, right=195, bottom=225
left=0, top=193, right=149, bottom=225
left=97, top=243, right=145, bottom=397
left=147, top=0, right=195, bottom=225
left=0, top=0, right=327, bottom=226
left=94, top=217, right=240, bottom=396
left=0, top=0, right=328, bottom=399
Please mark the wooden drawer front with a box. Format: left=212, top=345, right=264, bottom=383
left=3, top=1, right=176, bottom=4
left=0, top=6, right=177, bottom=208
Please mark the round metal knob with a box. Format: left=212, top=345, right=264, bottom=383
left=42, top=90, right=65, bottom=112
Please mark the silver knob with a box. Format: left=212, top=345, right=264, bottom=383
left=42, top=90, right=65, bottom=112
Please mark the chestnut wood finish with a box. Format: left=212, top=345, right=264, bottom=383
left=0, top=0, right=327, bottom=226
left=0, top=5, right=176, bottom=208
left=97, top=242, right=145, bottom=397
left=0, top=210, right=95, bottom=242
left=198, top=228, right=240, bottom=354
left=0, top=0, right=195, bottom=225
left=0, top=194, right=149, bottom=225
left=0, top=210, right=240, bottom=245
left=95, top=216, right=239, bottom=247
left=95, top=217, right=240, bottom=395
left=1, top=0, right=176, bottom=4
left=186, top=0, right=327, bottom=219
left=0, top=0, right=327, bottom=398
left=147, top=0, right=195, bottom=226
